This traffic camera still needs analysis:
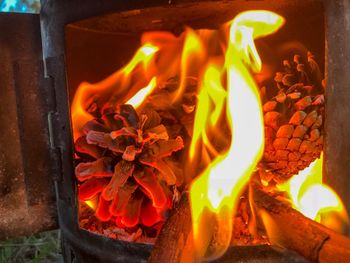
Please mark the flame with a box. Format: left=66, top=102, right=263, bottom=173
left=173, top=28, right=205, bottom=103
left=122, top=44, right=158, bottom=75
left=189, top=64, right=226, bottom=161
left=126, top=77, right=157, bottom=108
left=189, top=11, right=284, bottom=260
left=84, top=196, right=99, bottom=210
left=71, top=43, right=158, bottom=141
left=70, top=7, right=347, bottom=259
left=277, top=154, right=349, bottom=232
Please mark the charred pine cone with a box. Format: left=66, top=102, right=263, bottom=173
left=260, top=52, right=324, bottom=183
left=75, top=104, right=184, bottom=229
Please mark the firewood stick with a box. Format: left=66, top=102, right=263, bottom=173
left=148, top=192, right=192, bottom=263
left=149, top=192, right=307, bottom=263
left=210, top=244, right=308, bottom=263
left=149, top=186, right=350, bottom=263
left=252, top=186, right=350, bottom=263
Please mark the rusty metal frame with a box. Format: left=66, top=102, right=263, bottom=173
left=0, top=12, right=57, bottom=240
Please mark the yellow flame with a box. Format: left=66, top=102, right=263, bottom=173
left=189, top=11, right=284, bottom=260
left=84, top=197, right=98, bottom=210
left=126, top=77, right=157, bottom=108
left=189, top=64, right=226, bottom=160
left=172, top=28, right=205, bottom=103
left=277, top=154, right=348, bottom=231
left=122, top=44, right=159, bottom=75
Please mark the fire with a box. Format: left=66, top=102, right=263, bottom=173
left=277, top=154, right=348, bottom=232
left=126, top=77, right=157, bottom=108
left=85, top=197, right=98, bottom=210
left=189, top=11, right=284, bottom=259
left=71, top=43, right=159, bottom=141
left=71, top=5, right=348, bottom=260
left=71, top=31, right=205, bottom=141
left=173, top=28, right=205, bottom=103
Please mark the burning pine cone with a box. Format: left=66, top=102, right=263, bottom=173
left=260, top=52, right=324, bottom=183
left=75, top=104, right=184, bottom=229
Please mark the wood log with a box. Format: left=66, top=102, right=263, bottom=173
left=149, top=186, right=350, bottom=263
left=148, top=193, right=192, bottom=263
left=148, top=192, right=307, bottom=263
left=210, top=245, right=308, bottom=263
left=252, top=186, right=350, bottom=263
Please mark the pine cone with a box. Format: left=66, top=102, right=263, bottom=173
left=75, top=104, right=184, bottom=229
left=260, top=52, right=324, bottom=183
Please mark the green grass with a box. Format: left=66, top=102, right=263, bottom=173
left=0, top=230, right=62, bottom=263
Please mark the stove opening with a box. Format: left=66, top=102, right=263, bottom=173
left=64, top=1, right=347, bottom=260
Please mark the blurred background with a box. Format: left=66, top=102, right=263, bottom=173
left=0, top=0, right=40, bottom=13
left=1, top=1, right=62, bottom=262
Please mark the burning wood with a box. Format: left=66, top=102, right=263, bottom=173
left=253, top=185, right=350, bottom=263
left=149, top=186, right=350, bottom=263
left=148, top=193, right=192, bottom=263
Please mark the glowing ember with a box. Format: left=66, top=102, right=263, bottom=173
left=277, top=154, right=349, bottom=232
left=189, top=11, right=284, bottom=260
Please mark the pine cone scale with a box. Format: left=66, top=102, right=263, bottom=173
left=261, top=52, right=324, bottom=183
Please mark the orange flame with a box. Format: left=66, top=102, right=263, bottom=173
left=71, top=43, right=159, bottom=140
left=189, top=11, right=285, bottom=260
left=277, top=154, right=349, bottom=233
left=71, top=29, right=207, bottom=141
